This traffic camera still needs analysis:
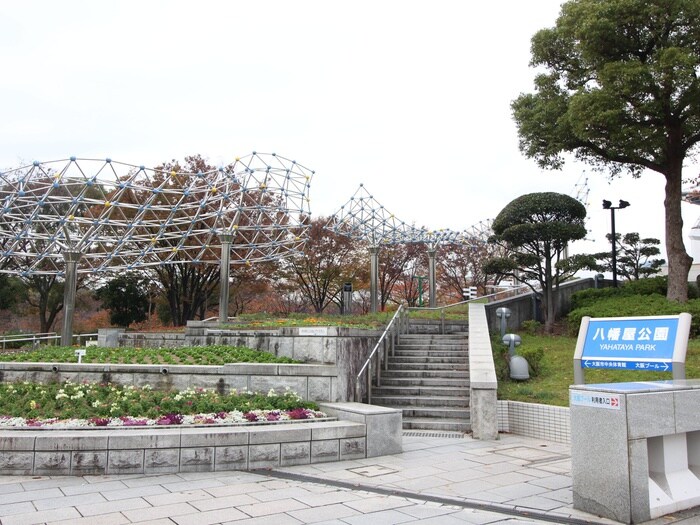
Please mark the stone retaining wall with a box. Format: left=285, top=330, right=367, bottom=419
left=102, top=324, right=380, bottom=401
left=0, top=362, right=339, bottom=402
left=0, top=404, right=402, bottom=476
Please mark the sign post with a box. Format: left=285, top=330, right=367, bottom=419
left=573, top=313, right=691, bottom=384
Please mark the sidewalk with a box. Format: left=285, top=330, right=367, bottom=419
left=1, top=432, right=699, bottom=525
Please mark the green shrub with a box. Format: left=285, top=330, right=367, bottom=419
left=567, top=294, right=700, bottom=336
left=519, top=346, right=545, bottom=377
left=621, top=276, right=667, bottom=296
left=520, top=320, right=542, bottom=335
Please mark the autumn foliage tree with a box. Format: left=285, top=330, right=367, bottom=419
left=280, top=218, right=365, bottom=313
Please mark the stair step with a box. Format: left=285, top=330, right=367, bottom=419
left=402, top=417, right=471, bottom=432
left=382, top=370, right=469, bottom=379
left=399, top=406, right=471, bottom=418
left=394, top=347, right=468, bottom=352
left=388, top=357, right=468, bottom=364
left=370, top=395, right=470, bottom=407
left=394, top=348, right=468, bottom=354
left=380, top=377, right=469, bottom=387
left=372, top=385, right=469, bottom=396
left=385, top=363, right=469, bottom=371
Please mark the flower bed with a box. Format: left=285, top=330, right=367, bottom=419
left=0, top=345, right=298, bottom=365
left=0, top=381, right=325, bottom=429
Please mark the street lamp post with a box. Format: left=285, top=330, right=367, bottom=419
left=602, top=199, right=630, bottom=287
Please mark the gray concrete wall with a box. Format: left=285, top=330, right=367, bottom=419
left=484, top=278, right=600, bottom=334
left=96, top=325, right=381, bottom=402
left=0, top=362, right=340, bottom=402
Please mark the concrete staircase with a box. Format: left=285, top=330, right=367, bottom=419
left=371, top=330, right=471, bottom=433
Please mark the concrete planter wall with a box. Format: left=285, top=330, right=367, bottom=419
left=0, top=403, right=402, bottom=476
left=0, top=362, right=339, bottom=402
left=103, top=324, right=381, bottom=401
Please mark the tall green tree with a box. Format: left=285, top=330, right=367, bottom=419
left=595, top=232, right=665, bottom=280
left=484, top=192, right=591, bottom=332
left=0, top=274, right=26, bottom=310
left=512, top=0, right=700, bottom=303
left=97, top=273, right=150, bottom=327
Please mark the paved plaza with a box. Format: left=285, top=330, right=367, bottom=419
left=1, top=432, right=699, bottom=525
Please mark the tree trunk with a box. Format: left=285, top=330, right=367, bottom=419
left=664, top=164, right=692, bottom=302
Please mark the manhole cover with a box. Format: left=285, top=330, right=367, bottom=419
left=348, top=465, right=398, bottom=477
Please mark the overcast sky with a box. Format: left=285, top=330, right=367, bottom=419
left=2, top=0, right=699, bottom=261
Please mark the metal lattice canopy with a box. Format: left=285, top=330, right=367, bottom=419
left=407, top=226, right=463, bottom=248
left=456, top=219, right=494, bottom=246
left=0, top=153, right=313, bottom=276
left=326, top=184, right=414, bottom=246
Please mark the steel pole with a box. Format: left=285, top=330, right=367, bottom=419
left=610, top=209, right=617, bottom=288
left=369, top=246, right=379, bottom=313
left=218, top=233, right=233, bottom=324
left=60, top=251, right=82, bottom=347
left=428, top=248, right=437, bottom=308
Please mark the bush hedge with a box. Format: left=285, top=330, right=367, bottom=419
left=568, top=293, right=700, bottom=336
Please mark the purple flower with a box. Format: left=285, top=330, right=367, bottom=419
left=287, top=408, right=308, bottom=420
left=265, top=411, right=280, bottom=421
left=89, top=417, right=110, bottom=427
left=122, top=418, right=148, bottom=426
left=243, top=412, right=258, bottom=422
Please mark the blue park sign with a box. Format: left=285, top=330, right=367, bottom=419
left=573, top=313, right=691, bottom=384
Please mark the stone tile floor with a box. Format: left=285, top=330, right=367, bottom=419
left=1, top=433, right=699, bottom=524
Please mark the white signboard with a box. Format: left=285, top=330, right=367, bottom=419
left=298, top=327, right=328, bottom=336
left=570, top=390, right=621, bottom=410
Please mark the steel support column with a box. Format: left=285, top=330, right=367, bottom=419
left=369, top=246, right=379, bottom=313
left=60, top=251, right=82, bottom=347
left=218, top=232, right=233, bottom=324
left=428, top=248, right=437, bottom=308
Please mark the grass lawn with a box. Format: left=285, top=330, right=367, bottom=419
left=496, top=334, right=700, bottom=407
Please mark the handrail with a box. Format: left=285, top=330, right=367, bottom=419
left=407, top=284, right=535, bottom=312
left=0, top=332, right=98, bottom=350
left=355, top=304, right=406, bottom=403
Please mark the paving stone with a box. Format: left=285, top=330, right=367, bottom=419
left=343, top=495, right=414, bottom=513
left=144, top=488, right=212, bottom=506
left=341, top=508, right=417, bottom=524
left=287, top=502, right=361, bottom=522
left=171, top=507, right=249, bottom=525
left=526, top=474, right=571, bottom=490
left=189, top=493, right=259, bottom=512
left=101, top=483, right=169, bottom=501
left=0, top=506, right=83, bottom=525
left=121, top=502, right=197, bottom=522
left=49, top=512, right=131, bottom=525
left=223, top=513, right=304, bottom=525
left=237, top=497, right=310, bottom=517
left=61, top=478, right=127, bottom=496
left=32, top=491, right=106, bottom=510
left=0, top=502, right=35, bottom=517
left=75, top=496, right=152, bottom=517
left=2, top=487, right=64, bottom=505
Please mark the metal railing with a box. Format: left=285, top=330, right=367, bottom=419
left=0, top=332, right=98, bottom=350
left=405, top=284, right=536, bottom=332
left=354, top=304, right=408, bottom=403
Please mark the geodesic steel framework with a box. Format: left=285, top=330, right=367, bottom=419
left=328, top=185, right=495, bottom=311
left=0, top=152, right=313, bottom=341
